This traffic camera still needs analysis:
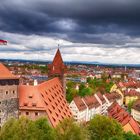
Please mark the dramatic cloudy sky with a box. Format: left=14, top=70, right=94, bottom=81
left=0, top=0, right=140, bottom=64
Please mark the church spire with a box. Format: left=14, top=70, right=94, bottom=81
left=52, top=48, right=63, bottom=67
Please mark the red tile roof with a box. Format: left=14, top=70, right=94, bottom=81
left=117, top=81, right=139, bottom=88
left=104, top=92, right=121, bottom=102
left=73, top=95, right=101, bottom=111
left=108, top=102, right=140, bottom=135
left=73, top=96, right=87, bottom=111
left=19, top=77, right=72, bottom=127
left=19, top=85, right=46, bottom=111
left=124, top=89, right=140, bottom=97
left=83, top=95, right=100, bottom=109
left=96, top=92, right=106, bottom=104
left=0, top=63, right=17, bottom=79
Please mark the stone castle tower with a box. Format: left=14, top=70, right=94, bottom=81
left=0, top=63, right=19, bottom=127
left=48, top=49, right=67, bottom=94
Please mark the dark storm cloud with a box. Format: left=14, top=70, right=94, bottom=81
left=0, top=0, right=140, bottom=44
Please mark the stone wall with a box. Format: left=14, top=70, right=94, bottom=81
left=0, top=79, right=19, bottom=126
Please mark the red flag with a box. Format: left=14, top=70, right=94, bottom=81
left=0, top=39, right=7, bottom=45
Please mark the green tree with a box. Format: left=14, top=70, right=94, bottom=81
left=127, top=100, right=135, bottom=113
left=0, top=117, right=55, bottom=140
left=66, top=88, right=78, bottom=102
left=123, top=132, right=140, bottom=140
left=66, top=81, right=76, bottom=89
left=79, top=83, right=86, bottom=92
left=88, top=115, right=124, bottom=140
left=55, top=118, right=89, bottom=140
left=78, top=87, right=93, bottom=97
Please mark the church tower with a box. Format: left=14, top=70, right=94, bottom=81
left=48, top=49, right=67, bottom=94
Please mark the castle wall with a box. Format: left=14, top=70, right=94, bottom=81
left=0, top=79, right=19, bottom=127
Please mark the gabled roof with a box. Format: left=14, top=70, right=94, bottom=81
left=19, top=77, right=72, bottom=127
left=83, top=95, right=100, bottom=109
left=96, top=92, right=106, bottom=104
left=19, top=85, right=46, bottom=111
left=0, top=63, right=17, bottom=79
left=73, top=95, right=101, bottom=111
left=108, top=102, right=140, bottom=135
left=104, top=92, right=121, bottom=102
left=73, top=96, right=87, bottom=111
left=124, top=89, right=140, bottom=97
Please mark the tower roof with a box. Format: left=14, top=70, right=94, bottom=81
left=48, top=48, right=66, bottom=76
left=52, top=48, right=64, bottom=66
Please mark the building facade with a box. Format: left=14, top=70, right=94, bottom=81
left=69, top=92, right=122, bottom=122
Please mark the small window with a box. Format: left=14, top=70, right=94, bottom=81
left=45, top=101, right=48, bottom=106
left=52, top=117, right=56, bottom=122
left=49, top=109, right=52, bottom=114
left=29, top=95, right=32, bottom=98
left=32, top=103, right=36, bottom=107
left=41, top=93, right=44, bottom=98
left=0, top=102, right=1, bottom=105
left=5, top=91, right=8, bottom=95
left=13, top=90, right=15, bottom=94
left=48, top=98, right=51, bottom=102
left=51, top=95, right=54, bottom=99
left=52, top=105, right=55, bottom=110
left=55, top=102, right=58, bottom=106
left=35, top=112, right=38, bottom=116
left=58, top=109, right=61, bottom=113
left=26, top=112, right=29, bottom=115
left=24, top=102, right=28, bottom=106
left=56, top=113, right=59, bottom=117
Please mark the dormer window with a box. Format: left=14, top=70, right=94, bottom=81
left=24, top=102, right=28, bottom=106
left=28, top=94, right=33, bottom=98
left=32, top=102, right=37, bottom=107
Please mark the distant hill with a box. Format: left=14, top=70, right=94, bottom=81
left=0, top=58, right=140, bottom=68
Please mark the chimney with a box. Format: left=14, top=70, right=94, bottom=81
left=34, top=79, right=38, bottom=86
